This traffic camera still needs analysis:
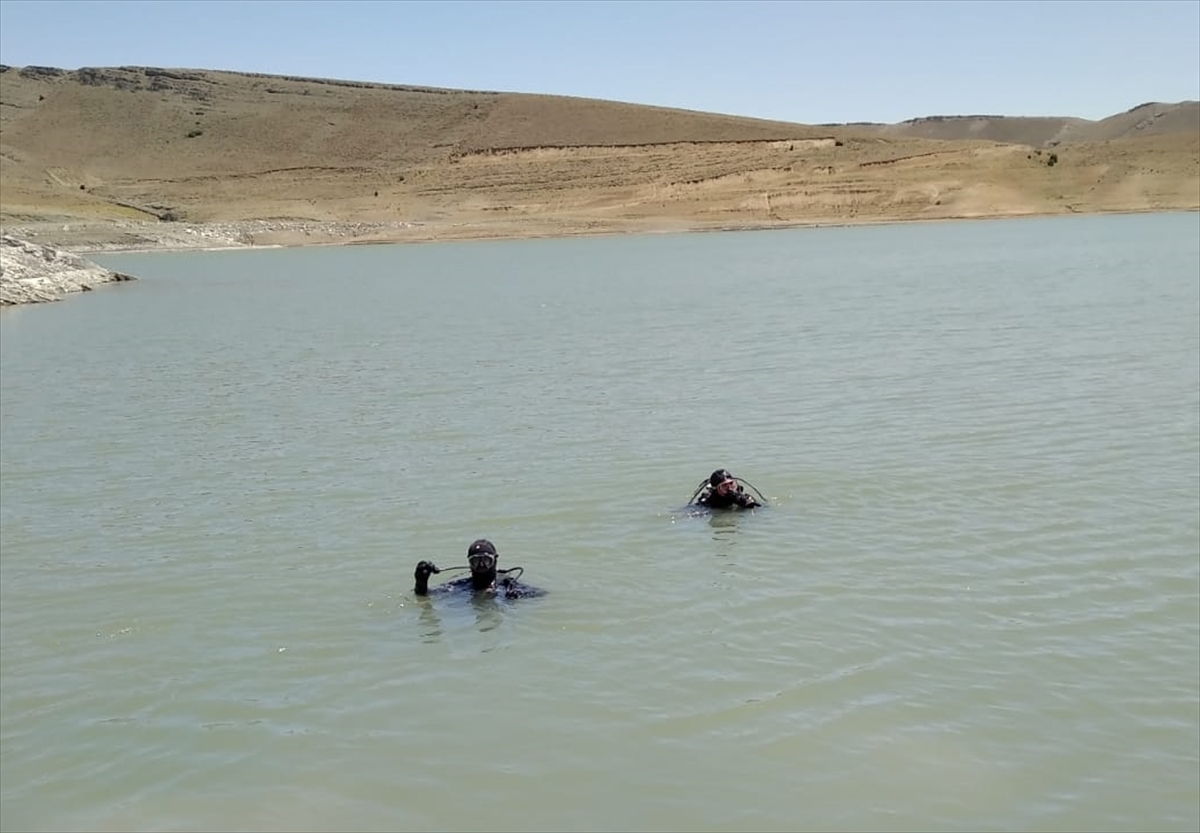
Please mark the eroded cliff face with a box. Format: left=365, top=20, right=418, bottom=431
left=0, top=234, right=135, bottom=306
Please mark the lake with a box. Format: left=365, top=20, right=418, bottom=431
left=1, top=212, right=1197, bottom=832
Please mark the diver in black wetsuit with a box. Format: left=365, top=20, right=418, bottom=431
left=414, top=538, right=545, bottom=599
left=691, top=468, right=765, bottom=510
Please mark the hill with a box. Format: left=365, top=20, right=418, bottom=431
left=839, top=100, right=1199, bottom=145
left=1, top=65, right=1196, bottom=250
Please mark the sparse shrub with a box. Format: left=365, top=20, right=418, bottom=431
left=186, top=129, right=203, bottom=138
left=1047, top=153, right=1058, bottom=167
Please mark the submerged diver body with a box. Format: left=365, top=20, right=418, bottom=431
left=689, top=468, right=766, bottom=511
left=414, top=538, right=545, bottom=600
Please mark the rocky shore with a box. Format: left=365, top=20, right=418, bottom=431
left=0, top=219, right=426, bottom=307
left=0, top=234, right=137, bottom=306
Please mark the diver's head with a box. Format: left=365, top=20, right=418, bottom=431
left=467, top=538, right=498, bottom=579
left=710, top=468, right=738, bottom=496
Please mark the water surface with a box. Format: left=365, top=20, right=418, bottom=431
left=2, top=213, right=1197, bottom=832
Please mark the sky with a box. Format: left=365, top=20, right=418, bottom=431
left=0, top=0, right=1197, bottom=125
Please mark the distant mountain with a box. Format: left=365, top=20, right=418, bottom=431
left=831, top=102, right=1199, bottom=146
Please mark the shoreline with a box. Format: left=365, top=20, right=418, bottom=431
left=5, top=205, right=1193, bottom=257
left=2, top=206, right=1195, bottom=307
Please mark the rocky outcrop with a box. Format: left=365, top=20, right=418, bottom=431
left=0, top=234, right=135, bottom=306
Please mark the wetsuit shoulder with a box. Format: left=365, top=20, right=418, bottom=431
left=734, top=491, right=762, bottom=509
left=698, top=490, right=736, bottom=509
left=698, top=489, right=760, bottom=510
left=425, top=575, right=475, bottom=596
left=500, top=578, right=546, bottom=599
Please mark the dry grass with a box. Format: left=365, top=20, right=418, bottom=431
left=1, top=65, right=1197, bottom=249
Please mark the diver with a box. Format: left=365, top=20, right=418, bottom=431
left=414, top=538, right=545, bottom=599
left=689, top=468, right=766, bottom=510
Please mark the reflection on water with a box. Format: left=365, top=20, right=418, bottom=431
left=468, top=593, right=507, bottom=636
left=665, top=502, right=760, bottom=550
left=413, top=585, right=529, bottom=643
left=707, top=510, right=743, bottom=549
left=416, top=598, right=444, bottom=642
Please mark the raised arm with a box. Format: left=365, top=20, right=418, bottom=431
left=414, top=561, right=440, bottom=596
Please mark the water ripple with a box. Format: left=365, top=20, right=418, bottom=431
left=2, top=214, right=1197, bottom=832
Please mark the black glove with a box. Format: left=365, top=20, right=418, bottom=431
left=415, top=560, right=440, bottom=579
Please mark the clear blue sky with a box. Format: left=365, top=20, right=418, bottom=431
left=1, top=0, right=1196, bottom=124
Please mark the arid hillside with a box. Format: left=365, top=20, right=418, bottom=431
left=843, top=101, right=1200, bottom=145
left=1, top=64, right=1196, bottom=250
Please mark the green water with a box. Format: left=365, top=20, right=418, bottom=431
left=2, top=213, right=1197, bottom=832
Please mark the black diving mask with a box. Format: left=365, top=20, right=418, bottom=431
left=468, top=552, right=496, bottom=574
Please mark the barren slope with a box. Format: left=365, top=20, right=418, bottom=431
left=1, top=65, right=1196, bottom=249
